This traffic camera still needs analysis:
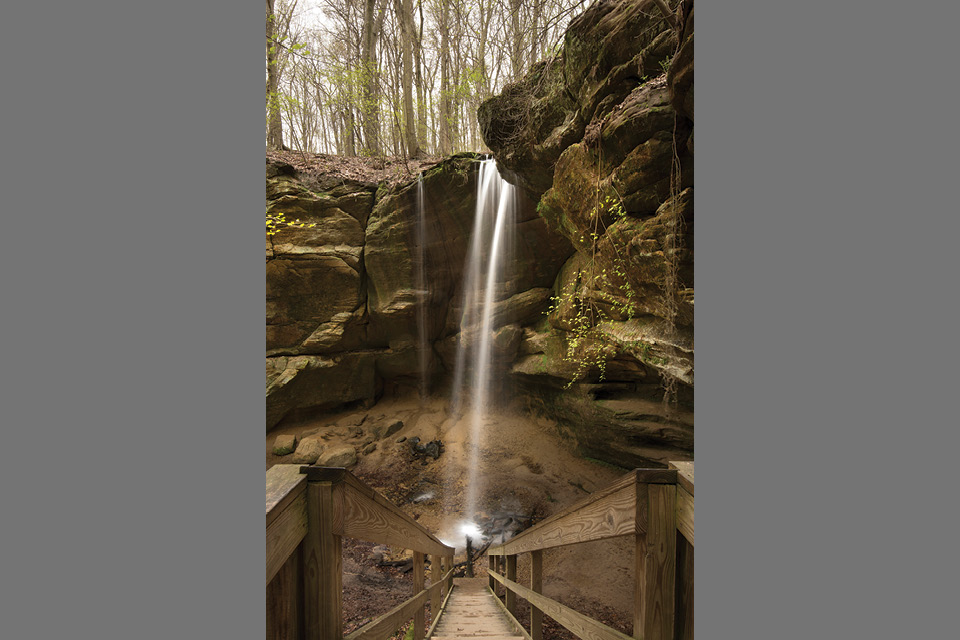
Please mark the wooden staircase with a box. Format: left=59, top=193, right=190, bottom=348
left=266, top=463, right=694, bottom=639
left=428, top=578, right=525, bottom=640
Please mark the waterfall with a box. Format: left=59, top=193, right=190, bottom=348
left=415, top=174, right=429, bottom=402
left=449, top=157, right=517, bottom=527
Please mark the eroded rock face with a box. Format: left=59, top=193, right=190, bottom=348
left=266, top=354, right=377, bottom=430
left=266, top=155, right=570, bottom=430
left=266, top=167, right=371, bottom=355
left=478, top=0, right=679, bottom=197
left=480, top=0, right=696, bottom=466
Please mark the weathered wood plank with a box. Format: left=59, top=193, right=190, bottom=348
left=266, top=543, right=302, bottom=640
left=425, top=578, right=456, bottom=640
left=303, top=482, right=343, bottom=640
left=344, top=572, right=447, bottom=640
left=341, top=482, right=453, bottom=556
left=488, top=570, right=633, bottom=640
left=490, top=483, right=637, bottom=555
left=676, top=534, right=694, bottom=640
left=667, top=461, right=694, bottom=497
left=267, top=464, right=306, bottom=527
left=634, top=469, right=678, bottom=485
left=505, top=555, right=517, bottom=614
left=266, top=489, right=307, bottom=584
left=676, top=485, right=694, bottom=546
left=530, top=550, right=543, bottom=640
left=642, top=484, right=676, bottom=640
left=489, top=471, right=640, bottom=556
left=414, top=551, right=425, bottom=640
left=485, top=585, right=534, bottom=640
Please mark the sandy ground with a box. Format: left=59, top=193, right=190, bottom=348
left=267, top=392, right=639, bottom=638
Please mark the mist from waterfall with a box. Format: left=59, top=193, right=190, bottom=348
left=448, top=157, right=517, bottom=528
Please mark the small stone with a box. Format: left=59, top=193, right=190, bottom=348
left=362, top=443, right=377, bottom=455
left=291, top=437, right=324, bottom=464
left=383, top=419, right=404, bottom=438
left=317, top=444, right=357, bottom=468
left=272, top=434, right=297, bottom=456
left=396, top=436, right=407, bottom=443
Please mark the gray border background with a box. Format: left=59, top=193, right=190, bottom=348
left=2, top=1, right=955, bottom=638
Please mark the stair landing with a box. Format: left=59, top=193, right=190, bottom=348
left=429, top=577, right=524, bottom=639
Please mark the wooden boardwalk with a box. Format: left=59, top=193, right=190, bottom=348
left=429, top=578, right=525, bottom=640
left=267, top=464, right=693, bottom=640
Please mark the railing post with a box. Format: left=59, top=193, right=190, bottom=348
left=530, top=550, right=543, bottom=640
left=438, top=554, right=445, bottom=601
left=414, top=551, right=425, bottom=640
left=303, top=478, right=343, bottom=640
left=505, top=554, right=517, bottom=614
left=447, top=553, right=454, bottom=591
left=427, top=553, right=435, bottom=630
left=634, top=471, right=677, bottom=640
left=488, top=554, right=495, bottom=591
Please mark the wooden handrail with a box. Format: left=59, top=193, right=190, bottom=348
left=487, top=469, right=676, bottom=557
left=266, top=465, right=456, bottom=640
left=299, top=466, right=454, bottom=557
left=489, top=569, right=632, bottom=640
left=344, top=567, right=454, bottom=640
left=266, top=465, right=308, bottom=584
left=669, top=461, right=694, bottom=546
left=485, top=465, right=694, bottom=640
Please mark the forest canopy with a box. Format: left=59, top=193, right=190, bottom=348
left=266, top=0, right=590, bottom=157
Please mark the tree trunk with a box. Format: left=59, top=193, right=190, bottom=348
left=360, top=0, right=385, bottom=156
left=438, top=0, right=452, bottom=155
left=396, top=0, right=421, bottom=157
left=414, top=0, right=428, bottom=151
left=510, top=0, right=523, bottom=80
left=266, top=0, right=283, bottom=149
left=531, top=0, right=542, bottom=63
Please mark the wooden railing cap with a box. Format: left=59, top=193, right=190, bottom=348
left=634, top=468, right=678, bottom=484
left=299, top=465, right=347, bottom=483
left=486, top=467, right=679, bottom=556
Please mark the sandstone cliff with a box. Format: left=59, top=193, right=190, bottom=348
left=266, top=0, right=695, bottom=468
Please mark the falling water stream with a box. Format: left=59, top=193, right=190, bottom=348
left=415, top=174, right=429, bottom=401
left=445, top=158, right=517, bottom=538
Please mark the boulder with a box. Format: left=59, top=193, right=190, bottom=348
left=291, top=437, right=324, bottom=464
left=373, top=420, right=404, bottom=440
left=271, top=434, right=297, bottom=456
left=317, top=444, right=358, bottom=468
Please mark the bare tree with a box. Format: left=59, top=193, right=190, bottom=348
left=266, top=0, right=283, bottom=149
left=396, top=0, right=422, bottom=157
left=268, top=0, right=591, bottom=155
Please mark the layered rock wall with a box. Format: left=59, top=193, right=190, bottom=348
left=266, top=0, right=695, bottom=468
left=266, top=155, right=570, bottom=430
left=480, top=0, right=695, bottom=467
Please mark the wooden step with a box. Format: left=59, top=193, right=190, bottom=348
left=428, top=578, right=524, bottom=640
